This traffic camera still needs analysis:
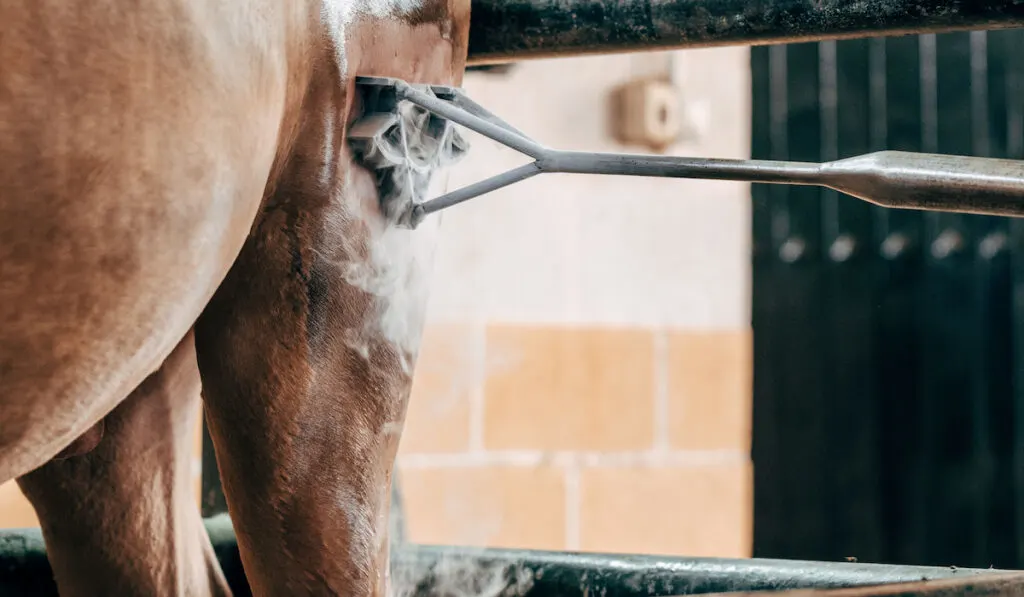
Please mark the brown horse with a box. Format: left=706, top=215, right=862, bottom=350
left=0, top=0, right=470, bottom=594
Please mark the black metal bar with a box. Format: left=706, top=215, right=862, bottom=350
left=780, top=39, right=828, bottom=560
left=1013, top=216, right=1024, bottom=566
left=1005, top=26, right=1024, bottom=568
left=751, top=46, right=772, bottom=265
left=822, top=35, right=884, bottom=562
left=466, top=0, right=1024, bottom=65
left=904, top=32, right=942, bottom=567
left=750, top=43, right=777, bottom=560
left=874, top=31, right=926, bottom=567
left=0, top=519, right=1009, bottom=597
left=979, top=29, right=1019, bottom=569
left=921, top=31, right=980, bottom=568
left=751, top=40, right=831, bottom=562
left=965, top=30, right=1001, bottom=569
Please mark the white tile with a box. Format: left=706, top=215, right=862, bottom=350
left=424, top=49, right=752, bottom=329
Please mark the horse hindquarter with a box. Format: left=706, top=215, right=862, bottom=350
left=0, top=0, right=292, bottom=480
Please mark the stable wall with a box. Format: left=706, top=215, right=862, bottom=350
left=397, top=48, right=753, bottom=557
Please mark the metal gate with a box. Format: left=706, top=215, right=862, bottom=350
left=752, top=30, right=1024, bottom=568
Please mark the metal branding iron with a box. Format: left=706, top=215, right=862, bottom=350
left=351, top=76, right=1024, bottom=230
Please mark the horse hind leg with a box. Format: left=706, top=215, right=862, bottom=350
left=194, top=70, right=445, bottom=596
left=16, top=331, right=230, bottom=597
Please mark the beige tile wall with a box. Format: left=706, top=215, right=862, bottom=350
left=397, top=324, right=752, bottom=556
left=484, top=325, right=656, bottom=452
left=397, top=48, right=752, bottom=558
left=0, top=481, right=37, bottom=528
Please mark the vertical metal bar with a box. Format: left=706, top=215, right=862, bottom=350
left=966, top=29, right=999, bottom=569
left=769, top=44, right=791, bottom=257
left=751, top=43, right=778, bottom=559
left=927, top=30, right=979, bottom=567
left=779, top=40, right=830, bottom=559
left=770, top=41, right=815, bottom=561
left=876, top=32, right=925, bottom=566
left=785, top=42, right=823, bottom=261
left=920, top=35, right=940, bottom=156
left=868, top=38, right=888, bottom=155
left=1010, top=33, right=1024, bottom=162
left=818, top=38, right=840, bottom=258
left=977, top=27, right=1016, bottom=569
left=818, top=38, right=842, bottom=559
left=751, top=46, right=773, bottom=266
left=1003, top=27, right=1024, bottom=568
left=971, top=32, right=993, bottom=160
left=825, top=36, right=884, bottom=561
left=753, top=40, right=830, bottom=560
left=868, top=34, right=904, bottom=566
left=1014, top=224, right=1024, bottom=568
left=834, top=38, right=873, bottom=239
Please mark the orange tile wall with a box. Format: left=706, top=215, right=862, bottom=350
left=396, top=322, right=752, bottom=557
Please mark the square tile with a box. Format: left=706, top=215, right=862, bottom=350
left=668, top=330, right=752, bottom=452
left=398, top=464, right=565, bottom=550
left=579, top=463, right=751, bottom=557
left=0, top=481, right=38, bottom=528
left=400, top=323, right=479, bottom=455
left=483, top=325, right=655, bottom=451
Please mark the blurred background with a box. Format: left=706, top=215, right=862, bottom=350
left=3, top=29, right=1024, bottom=570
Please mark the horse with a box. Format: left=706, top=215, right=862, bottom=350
left=0, top=0, right=470, bottom=594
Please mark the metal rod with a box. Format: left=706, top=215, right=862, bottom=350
left=540, top=151, right=1024, bottom=217
left=394, top=82, right=547, bottom=159
left=413, top=148, right=1024, bottom=223
left=357, top=79, right=1024, bottom=227
left=540, top=150, right=823, bottom=184
left=450, top=91, right=532, bottom=140
left=415, top=161, right=542, bottom=220
left=467, top=0, right=1024, bottom=65
left=412, top=153, right=821, bottom=223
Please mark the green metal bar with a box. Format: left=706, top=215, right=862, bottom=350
left=0, top=517, right=1012, bottom=596
left=467, top=0, right=1024, bottom=65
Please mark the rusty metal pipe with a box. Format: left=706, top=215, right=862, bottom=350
left=466, top=0, right=1024, bottom=65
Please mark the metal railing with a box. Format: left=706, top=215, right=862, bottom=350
left=2, top=517, right=1018, bottom=596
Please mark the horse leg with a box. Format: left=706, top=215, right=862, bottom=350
left=17, top=331, right=230, bottom=597
left=194, top=8, right=469, bottom=595
left=195, top=148, right=435, bottom=595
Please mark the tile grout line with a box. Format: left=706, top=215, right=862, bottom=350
left=468, top=318, right=486, bottom=453
left=653, top=328, right=670, bottom=452
left=564, top=465, right=581, bottom=551
left=399, top=449, right=747, bottom=469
